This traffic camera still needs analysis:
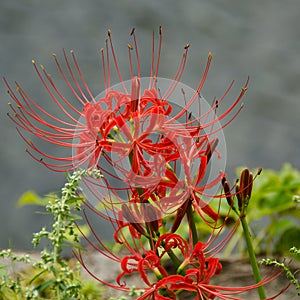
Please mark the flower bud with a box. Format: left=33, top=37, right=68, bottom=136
left=205, top=137, right=219, bottom=163
left=240, top=168, right=250, bottom=200
left=171, top=199, right=190, bottom=233
left=221, top=178, right=233, bottom=207
left=130, top=76, right=140, bottom=112
left=236, top=184, right=242, bottom=210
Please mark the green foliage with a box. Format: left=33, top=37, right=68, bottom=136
left=0, top=169, right=105, bottom=300
left=221, top=164, right=300, bottom=257
left=260, top=246, right=300, bottom=296
left=17, top=190, right=51, bottom=207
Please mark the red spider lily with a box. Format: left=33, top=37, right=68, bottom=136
left=5, top=28, right=246, bottom=178
left=76, top=171, right=286, bottom=299
left=76, top=212, right=284, bottom=300
left=5, top=27, right=248, bottom=225
left=5, top=27, right=290, bottom=299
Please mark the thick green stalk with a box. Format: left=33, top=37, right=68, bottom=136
left=186, top=202, right=198, bottom=246
left=167, top=249, right=181, bottom=269
left=240, top=214, right=266, bottom=299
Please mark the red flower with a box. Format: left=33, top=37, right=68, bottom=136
left=6, top=28, right=249, bottom=225
left=76, top=222, right=284, bottom=300
left=6, top=29, right=245, bottom=172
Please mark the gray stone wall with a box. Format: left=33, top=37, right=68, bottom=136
left=1, top=0, right=300, bottom=249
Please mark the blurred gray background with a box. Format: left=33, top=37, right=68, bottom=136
left=1, top=0, right=300, bottom=250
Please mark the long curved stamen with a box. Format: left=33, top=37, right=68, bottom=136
left=130, top=28, right=141, bottom=79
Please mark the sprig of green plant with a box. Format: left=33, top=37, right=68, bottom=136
left=290, top=246, right=300, bottom=256
left=0, top=249, right=32, bottom=300
left=0, top=168, right=104, bottom=299
left=260, top=251, right=300, bottom=296
left=31, top=169, right=102, bottom=299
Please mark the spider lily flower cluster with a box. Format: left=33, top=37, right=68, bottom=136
left=6, top=28, right=286, bottom=299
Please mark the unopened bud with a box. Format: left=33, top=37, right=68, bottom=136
left=171, top=199, right=190, bottom=233
left=236, top=184, right=242, bottom=210
left=246, top=172, right=253, bottom=200
left=130, top=76, right=140, bottom=112
left=205, top=138, right=219, bottom=163
left=222, top=178, right=233, bottom=207
left=257, top=167, right=262, bottom=175
left=240, top=168, right=250, bottom=200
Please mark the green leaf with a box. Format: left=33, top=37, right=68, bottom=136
left=35, top=279, right=57, bottom=292
left=268, top=218, right=296, bottom=238
left=17, top=191, right=45, bottom=207
left=65, top=196, right=84, bottom=205
left=17, top=191, right=58, bottom=207
left=0, top=264, right=9, bottom=277
left=275, top=227, right=300, bottom=254
left=29, top=269, right=47, bottom=285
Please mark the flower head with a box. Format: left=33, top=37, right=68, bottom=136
left=6, top=28, right=248, bottom=227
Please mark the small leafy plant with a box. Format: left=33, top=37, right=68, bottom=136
left=0, top=169, right=105, bottom=300
left=260, top=246, right=300, bottom=296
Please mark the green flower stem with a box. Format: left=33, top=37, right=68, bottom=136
left=186, top=201, right=198, bottom=246
left=240, top=214, right=266, bottom=300
left=167, top=249, right=181, bottom=270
